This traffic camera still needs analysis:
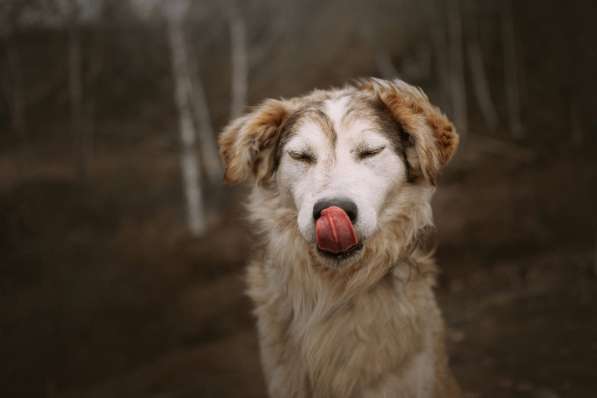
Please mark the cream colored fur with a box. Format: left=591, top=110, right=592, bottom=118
left=219, top=79, right=461, bottom=398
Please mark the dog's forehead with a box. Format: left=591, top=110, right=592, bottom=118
left=323, top=94, right=352, bottom=131
left=290, top=93, right=382, bottom=144
left=326, top=94, right=385, bottom=143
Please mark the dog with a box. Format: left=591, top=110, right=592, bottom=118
left=218, top=78, right=460, bottom=398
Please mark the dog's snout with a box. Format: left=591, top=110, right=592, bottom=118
left=313, top=197, right=358, bottom=222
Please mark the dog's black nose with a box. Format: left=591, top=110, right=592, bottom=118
left=313, top=197, right=358, bottom=222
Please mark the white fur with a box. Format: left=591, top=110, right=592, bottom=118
left=277, top=96, right=407, bottom=246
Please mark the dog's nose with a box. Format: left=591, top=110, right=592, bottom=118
left=313, top=197, right=358, bottom=222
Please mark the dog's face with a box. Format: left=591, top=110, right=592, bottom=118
left=219, top=79, right=458, bottom=267
left=276, top=96, right=407, bottom=253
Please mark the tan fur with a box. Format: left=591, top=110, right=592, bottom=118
left=219, top=79, right=460, bottom=398
left=219, top=98, right=294, bottom=184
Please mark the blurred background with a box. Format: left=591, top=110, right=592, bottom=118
left=1, top=0, right=596, bottom=397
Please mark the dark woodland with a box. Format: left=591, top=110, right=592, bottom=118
left=1, top=0, right=596, bottom=397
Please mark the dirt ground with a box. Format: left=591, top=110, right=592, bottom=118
left=1, top=136, right=596, bottom=398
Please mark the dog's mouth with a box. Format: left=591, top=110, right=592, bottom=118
left=315, top=206, right=361, bottom=260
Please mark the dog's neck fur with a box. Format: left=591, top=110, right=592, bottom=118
left=246, top=185, right=450, bottom=398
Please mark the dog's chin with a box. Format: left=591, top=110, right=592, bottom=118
left=314, top=242, right=365, bottom=269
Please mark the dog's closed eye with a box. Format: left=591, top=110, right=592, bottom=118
left=358, top=146, right=385, bottom=160
left=288, top=150, right=316, bottom=164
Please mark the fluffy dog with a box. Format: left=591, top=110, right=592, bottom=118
left=218, top=78, right=460, bottom=398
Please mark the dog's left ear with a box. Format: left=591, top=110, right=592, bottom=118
left=358, top=78, right=459, bottom=185
left=218, top=99, right=293, bottom=185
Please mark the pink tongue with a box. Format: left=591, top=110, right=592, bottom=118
left=315, top=206, right=359, bottom=254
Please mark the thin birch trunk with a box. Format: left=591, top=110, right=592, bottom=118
left=228, top=5, right=248, bottom=119
left=167, top=15, right=206, bottom=236
left=502, top=0, right=523, bottom=138
left=187, top=49, right=222, bottom=184
left=447, top=0, right=467, bottom=135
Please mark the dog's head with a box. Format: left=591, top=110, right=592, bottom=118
left=219, top=78, right=458, bottom=268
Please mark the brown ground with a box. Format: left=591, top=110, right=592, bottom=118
left=1, top=135, right=596, bottom=398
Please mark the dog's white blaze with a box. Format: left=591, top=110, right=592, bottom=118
left=277, top=95, right=407, bottom=245
left=323, top=94, right=350, bottom=129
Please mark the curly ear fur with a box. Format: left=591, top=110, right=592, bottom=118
left=218, top=99, right=292, bottom=185
left=356, top=78, right=459, bottom=185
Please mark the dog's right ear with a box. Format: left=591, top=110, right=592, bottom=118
left=356, top=78, right=459, bottom=185
left=218, top=99, right=293, bottom=185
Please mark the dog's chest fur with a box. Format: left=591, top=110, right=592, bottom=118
left=248, top=250, right=444, bottom=398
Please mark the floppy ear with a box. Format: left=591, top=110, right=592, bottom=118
left=218, top=99, right=292, bottom=185
left=358, top=78, right=459, bottom=185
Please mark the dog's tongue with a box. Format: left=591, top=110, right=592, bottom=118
left=316, top=206, right=359, bottom=254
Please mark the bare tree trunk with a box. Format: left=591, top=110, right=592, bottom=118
left=447, top=0, right=468, bottom=135
left=466, top=5, right=498, bottom=131
left=187, top=49, right=223, bottom=184
left=228, top=5, right=248, bottom=119
left=68, top=16, right=88, bottom=181
left=502, top=0, right=523, bottom=138
left=167, top=15, right=206, bottom=236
